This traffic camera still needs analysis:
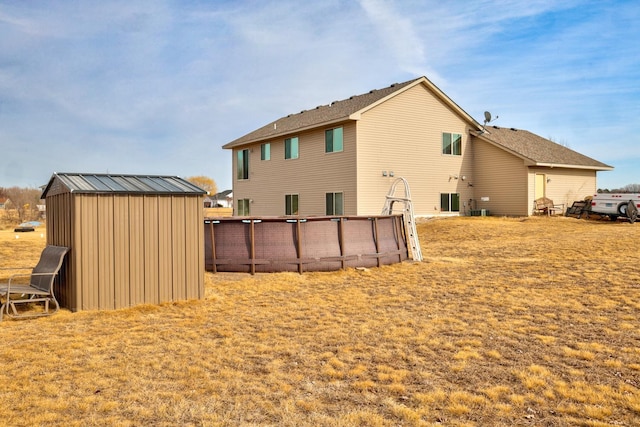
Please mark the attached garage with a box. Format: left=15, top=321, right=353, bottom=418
left=41, top=173, right=207, bottom=312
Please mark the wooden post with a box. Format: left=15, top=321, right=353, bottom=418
left=338, top=217, right=346, bottom=270
left=296, top=219, right=303, bottom=274
left=209, top=221, right=217, bottom=273
left=373, top=217, right=381, bottom=267
left=250, top=219, right=256, bottom=275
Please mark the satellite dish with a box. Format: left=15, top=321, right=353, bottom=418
left=484, top=111, right=492, bottom=123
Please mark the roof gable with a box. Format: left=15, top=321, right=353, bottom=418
left=223, top=76, right=481, bottom=149
left=41, top=173, right=207, bottom=198
left=212, top=189, right=233, bottom=199
left=477, top=126, right=612, bottom=170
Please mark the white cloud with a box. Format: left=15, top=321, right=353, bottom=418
left=357, top=0, right=425, bottom=73
left=0, top=0, right=637, bottom=190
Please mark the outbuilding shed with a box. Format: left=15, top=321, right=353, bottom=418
left=41, top=172, right=207, bottom=312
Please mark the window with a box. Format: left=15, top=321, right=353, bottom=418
left=326, top=192, right=344, bottom=215
left=325, top=127, right=343, bottom=153
left=440, top=193, right=460, bottom=212
left=237, top=149, right=249, bottom=180
left=442, top=133, right=462, bottom=156
left=285, top=194, right=299, bottom=215
left=285, top=137, right=299, bottom=159
left=237, top=199, right=250, bottom=216
left=261, top=143, right=270, bottom=161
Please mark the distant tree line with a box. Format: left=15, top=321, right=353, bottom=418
left=597, top=183, right=640, bottom=193
left=0, top=186, right=44, bottom=222
left=1, top=176, right=219, bottom=224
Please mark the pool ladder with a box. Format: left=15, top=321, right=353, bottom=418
left=381, top=177, right=423, bottom=261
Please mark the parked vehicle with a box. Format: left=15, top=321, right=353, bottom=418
left=589, top=193, right=639, bottom=223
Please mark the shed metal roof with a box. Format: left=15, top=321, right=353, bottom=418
left=41, top=173, right=207, bottom=198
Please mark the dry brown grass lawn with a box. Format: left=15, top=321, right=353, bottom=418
left=0, top=216, right=639, bottom=426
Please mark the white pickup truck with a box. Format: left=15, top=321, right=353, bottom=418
left=589, top=193, right=639, bottom=223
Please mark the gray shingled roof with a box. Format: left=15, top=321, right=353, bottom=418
left=223, top=78, right=427, bottom=148
left=42, top=173, right=207, bottom=197
left=212, top=189, right=233, bottom=199
left=479, top=126, right=612, bottom=170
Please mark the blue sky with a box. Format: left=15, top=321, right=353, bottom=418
left=1, top=0, right=638, bottom=191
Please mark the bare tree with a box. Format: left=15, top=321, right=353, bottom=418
left=598, top=184, right=640, bottom=193
left=185, top=176, right=217, bottom=195
left=620, top=183, right=640, bottom=193
left=3, top=186, right=43, bottom=222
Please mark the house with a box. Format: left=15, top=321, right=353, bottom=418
left=41, top=172, right=207, bottom=312
left=205, top=190, right=233, bottom=208
left=0, top=198, right=7, bottom=209
left=223, top=76, right=612, bottom=217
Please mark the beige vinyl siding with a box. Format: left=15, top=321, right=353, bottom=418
left=528, top=167, right=596, bottom=212
left=472, top=138, right=529, bottom=216
left=226, top=78, right=608, bottom=218
left=356, top=83, right=475, bottom=216
left=232, top=122, right=358, bottom=216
